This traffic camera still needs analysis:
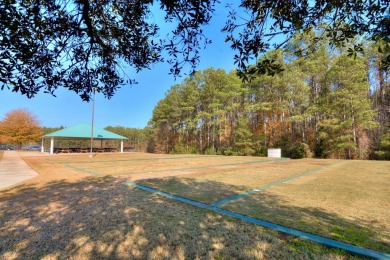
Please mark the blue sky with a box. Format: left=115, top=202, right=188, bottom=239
left=0, top=2, right=248, bottom=129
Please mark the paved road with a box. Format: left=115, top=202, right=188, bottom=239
left=0, top=151, right=39, bottom=190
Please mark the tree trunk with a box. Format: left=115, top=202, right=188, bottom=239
left=378, top=68, right=387, bottom=126
left=263, top=111, right=267, bottom=148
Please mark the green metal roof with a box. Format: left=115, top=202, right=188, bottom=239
left=42, top=123, right=128, bottom=139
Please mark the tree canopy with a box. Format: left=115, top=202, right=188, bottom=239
left=0, top=108, right=43, bottom=149
left=1, top=0, right=389, bottom=100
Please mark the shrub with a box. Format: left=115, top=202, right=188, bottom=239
left=170, top=144, right=189, bottom=154
left=314, top=139, right=326, bottom=158
left=221, top=147, right=236, bottom=156
left=302, top=143, right=313, bottom=158
left=374, top=134, right=390, bottom=160
left=283, top=143, right=312, bottom=159
left=204, top=147, right=217, bottom=155
left=253, top=146, right=267, bottom=157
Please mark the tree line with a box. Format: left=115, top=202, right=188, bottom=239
left=148, top=34, right=390, bottom=160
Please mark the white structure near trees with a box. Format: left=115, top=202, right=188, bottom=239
left=267, top=148, right=281, bottom=158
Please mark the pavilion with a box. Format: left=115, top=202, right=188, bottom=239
left=41, top=123, right=128, bottom=154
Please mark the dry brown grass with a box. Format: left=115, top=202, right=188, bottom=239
left=0, top=151, right=3, bottom=161
left=17, top=153, right=388, bottom=253
left=221, top=160, right=390, bottom=253
left=50, top=153, right=271, bottom=177
left=0, top=153, right=349, bottom=259
left=137, top=159, right=338, bottom=204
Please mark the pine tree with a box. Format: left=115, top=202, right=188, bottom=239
left=235, top=115, right=254, bottom=155
left=320, top=54, right=377, bottom=159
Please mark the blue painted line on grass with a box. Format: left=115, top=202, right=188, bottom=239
left=48, top=158, right=104, bottom=177
left=124, top=181, right=210, bottom=209
left=50, top=157, right=390, bottom=259
left=211, top=161, right=343, bottom=207
left=212, top=207, right=390, bottom=260
left=63, top=164, right=104, bottom=177
left=123, top=181, right=390, bottom=260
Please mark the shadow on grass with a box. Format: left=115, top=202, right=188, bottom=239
left=137, top=177, right=250, bottom=204
left=138, top=176, right=389, bottom=254
left=0, top=176, right=369, bottom=259
left=221, top=192, right=390, bottom=254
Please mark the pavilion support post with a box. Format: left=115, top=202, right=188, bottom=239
left=41, top=138, right=44, bottom=153
left=50, top=137, right=54, bottom=154
left=120, top=140, right=124, bottom=153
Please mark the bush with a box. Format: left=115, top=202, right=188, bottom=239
left=283, top=143, right=312, bottom=159
left=170, top=147, right=183, bottom=154
left=170, top=144, right=193, bottom=154
left=373, top=134, right=390, bottom=160
left=204, top=147, right=217, bottom=155
left=188, top=146, right=198, bottom=154
left=302, top=143, right=313, bottom=158
left=314, top=139, right=326, bottom=158
left=221, top=147, right=236, bottom=156
left=253, top=146, right=267, bottom=157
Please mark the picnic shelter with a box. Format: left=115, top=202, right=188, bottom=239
left=41, top=123, right=128, bottom=154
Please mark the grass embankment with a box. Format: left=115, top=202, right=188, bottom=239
left=0, top=154, right=351, bottom=259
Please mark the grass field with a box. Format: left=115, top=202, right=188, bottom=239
left=0, top=151, right=389, bottom=259
left=220, top=160, right=390, bottom=252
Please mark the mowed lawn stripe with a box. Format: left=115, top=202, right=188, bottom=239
left=117, top=158, right=289, bottom=176
left=46, top=155, right=217, bottom=164
left=61, top=156, right=272, bottom=171
left=59, top=158, right=287, bottom=177
left=211, top=161, right=344, bottom=207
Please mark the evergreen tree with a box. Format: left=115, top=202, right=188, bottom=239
left=148, top=31, right=386, bottom=159
left=234, top=115, right=254, bottom=155
left=320, top=54, right=377, bottom=159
